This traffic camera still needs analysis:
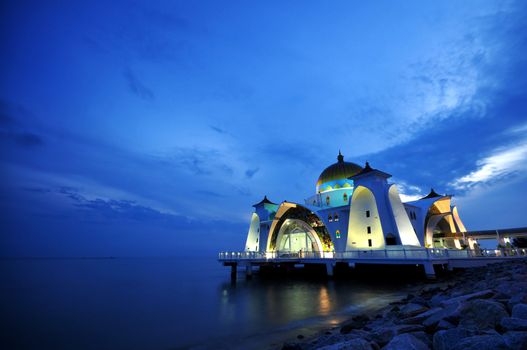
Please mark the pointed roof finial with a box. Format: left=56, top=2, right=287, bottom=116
left=337, top=150, right=344, bottom=162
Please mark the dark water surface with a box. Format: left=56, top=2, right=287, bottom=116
left=0, top=257, right=411, bottom=349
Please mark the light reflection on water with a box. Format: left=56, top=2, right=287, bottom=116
left=0, top=257, right=411, bottom=350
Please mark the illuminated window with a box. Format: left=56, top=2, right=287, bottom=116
left=343, top=193, right=348, bottom=202
left=334, top=213, right=339, bottom=222
left=328, top=214, right=333, bottom=222
left=326, top=196, right=330, bottom=205
left=366, top=210, right=370, bottom=218
left=368, top=239, right=372, bottom=247
left=336, top=230, right=341, bottom=239
left=367, top=226, right=371, bottom=234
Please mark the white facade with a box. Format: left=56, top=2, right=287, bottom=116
left=245, top=154, right=468, bottom=254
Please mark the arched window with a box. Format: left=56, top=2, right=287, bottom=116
left=343, top=193, right=348, bottom=202
left=336, top=230, right=341, bottom=239
left=326, top=196, right=330, bottom=206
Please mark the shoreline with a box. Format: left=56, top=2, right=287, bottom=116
left=278, top=260, right=527, bottom=350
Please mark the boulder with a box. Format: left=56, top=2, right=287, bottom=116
left=500, top=317, right=527, bottom=331
left=511, top=303, right=527, bottom=320
left=407, top=331, right=432, bottom=348
left=381, top=333, right=429, bottom=350
left=422, top=303, right=461, bottom=328
left=451, top=335, right=508, bottom=350
left=340, top=314, right=370, bottom=334
left=402, top=307, right=443, bottom=324
left=507, top=292, right=527, bottom=312
left=400, top=303, right=429, bottom=318
left=433, top=328, right=474, bottom=350
left=457, top=299, right=508, bottom=330
left=281, top=342, right=302, bottom=350
left=503, top=331, right=527, bottom=350
left=440, top=289, right=494, bottom=307
left=430, top=294, right=447, bottom=307
left=436, top=319, right=455, bottom=330
left=317, top=338, right=373, bottom=350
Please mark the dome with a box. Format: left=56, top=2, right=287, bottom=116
left=316, top=152, right=363, bottom=193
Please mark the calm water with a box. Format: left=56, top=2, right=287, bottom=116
left=0, top=257, right=411, bottom=349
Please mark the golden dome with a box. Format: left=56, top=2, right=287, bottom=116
left=316, top=152, right=362, bottom=193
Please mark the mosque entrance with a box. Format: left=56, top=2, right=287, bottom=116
left=275, top=219, right=322, bottom=255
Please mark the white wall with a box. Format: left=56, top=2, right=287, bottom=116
left=347, top=186, right=384, bottom=249
left=244, top=213, right=260, bottom=251
left=388, top=185, right=421, bottom=246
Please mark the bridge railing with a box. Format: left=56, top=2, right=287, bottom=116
left=218, top=248, right=527, bottom=261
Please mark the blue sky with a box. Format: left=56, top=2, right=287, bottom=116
left=1, top=1, right=527, bottom=256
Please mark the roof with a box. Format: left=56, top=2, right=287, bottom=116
left=316, top=151, right=363, bottom=191
left=252, top=195, right=277, bottom=207
left=420, top=188, right=442, bottom=199
left=349, top=161, right=391, bottom=180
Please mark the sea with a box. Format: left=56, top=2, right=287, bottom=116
left=0, top=256, right=413, bottom=349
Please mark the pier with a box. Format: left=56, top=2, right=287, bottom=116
left=219, top=247, right=527, bottom=280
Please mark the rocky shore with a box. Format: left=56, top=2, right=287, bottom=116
left=282, top=261, right=527, bottom=350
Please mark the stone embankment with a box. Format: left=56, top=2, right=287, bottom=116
left=282, top=261, right=527, bottom=350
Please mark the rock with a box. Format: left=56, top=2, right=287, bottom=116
left=511, top=303, right=527, bottom=320
left=458, top=299, right=508, bottom=330
left=407, top=331, right=432, bottom=348
left=430, top=294, right=447, bottom=307
left=433, top=328, right=474, bottom=350
left=451, top=335, right=508, bottom=350
left=340, top=314, right=370, bottom=334
left=503, top=331, right=527, bottom=350
left=381, top=333, right=429, bottom=350
left=317, top=338, right=373, bottom=350
left=507, top=292, right=527, bottom=312
left=422, top=303, right=461, bottom=328
left=500, top=317, right=527, bottom=331
left=440, top=289, right=495, bottom=307
left=370, top=327, right=397, bottom=347
left=436, top=319, right=455, bottom=330
left=402, top=307, right=442, bottom=324
left=281, top=342, right=302, bottom=350
left=400, top=303, right=429, bottom=318
left=297, top=334, right=304, bottom=339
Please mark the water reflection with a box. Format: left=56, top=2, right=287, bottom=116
left=216, top=273, right=405, bottom=348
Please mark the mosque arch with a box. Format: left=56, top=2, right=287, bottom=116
left=347, top=186, right=384, bottom=249
left=244, top=213, right=260, bottom=251
left=388, top=184, right=420, bottom=246
left=266, top=203, right=333, bottom=253
left=274, top=219, right=323, bottom=254
left=425, top=213, right=460, bottom=248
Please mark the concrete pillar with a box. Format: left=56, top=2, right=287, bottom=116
left=230, top=264, right=237, bottom=281
left=245, top=263, right=252, bottom=279
left=326, top=263, right=334, bottom=277
left=423, top=262, right=436, bottom=279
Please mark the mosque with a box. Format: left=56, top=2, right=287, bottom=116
left=244, top=152, right=468, bottom=256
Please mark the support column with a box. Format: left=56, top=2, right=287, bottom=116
left=245, top=263, right=253, bottom=279
left=423, top=262, right=436, bottom=279
left=326, top=262, right=334, bottom=277
left=230, top=263, right=237, bottom=281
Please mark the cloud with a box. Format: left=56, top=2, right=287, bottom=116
left=171, top=147, right=234, bottom=176
left=210, top=125, right=228, bottom=134
left=452, top=141, right=527, bottom=190
left=123, top=68, right=154, bottom=101
left=245, top=167, right=259, bottom=179
left=393, top=180, right=425, bottom=202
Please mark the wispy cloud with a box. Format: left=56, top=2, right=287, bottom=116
left=245, top=167, right=259, bottom=179
left=123, top=68, right=154, bottom=101
left=452, top=141, right=527, bottom=190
